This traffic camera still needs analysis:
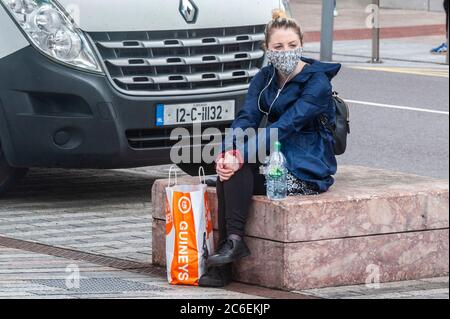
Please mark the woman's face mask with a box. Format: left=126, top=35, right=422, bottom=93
left=266, top=47, right=303, bottom=76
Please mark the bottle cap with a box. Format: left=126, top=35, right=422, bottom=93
left=274, top=141, right=282, bottom=152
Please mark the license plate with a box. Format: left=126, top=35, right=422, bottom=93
left=156, top=100, right=235, bottom=126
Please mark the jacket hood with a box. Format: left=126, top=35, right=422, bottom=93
left=299, top=57, right=342, bottom=81
left=266, top=56, right=342, bottom=83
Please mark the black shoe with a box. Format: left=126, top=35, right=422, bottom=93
left=198, top=265, right=232, bottom=287
left=206, top=237, right=251, bottom=268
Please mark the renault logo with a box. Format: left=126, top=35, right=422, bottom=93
left=179, top=0, right=198, bottom=24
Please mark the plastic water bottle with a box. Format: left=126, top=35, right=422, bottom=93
left=266, top=142, right=287, bottom=200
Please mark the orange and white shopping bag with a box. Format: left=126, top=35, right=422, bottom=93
left=165, top=166, right=214, bottom=286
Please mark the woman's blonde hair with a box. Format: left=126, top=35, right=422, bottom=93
left=263, top=9, right=304, bottom=50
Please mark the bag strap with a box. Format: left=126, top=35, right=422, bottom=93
left=317, top=91, right=339, bottom=133
left=198, top=166, right=206, bottom=185
left=318, top=114, right=335, bottom=132
left=168, top=165, right=178, bottom=187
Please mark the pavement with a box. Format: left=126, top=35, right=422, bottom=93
left=305, top=35, right=448, bottom=66
left=0, top=1, right=448, bottom=299
left=0, top=245, right=263, bottom=299
left=0, top=167, right=313, bottom=299
left=0, top=166, right=448, bottom=299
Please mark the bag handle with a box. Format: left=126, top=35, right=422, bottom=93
left=168, top=165, right=178, bottom=187
left=198, top=166, right=206, bottom=185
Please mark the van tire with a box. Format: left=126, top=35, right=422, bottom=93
left=0, top=142, right=28, bottom=194
left=177, top=163, right=216, bottom=177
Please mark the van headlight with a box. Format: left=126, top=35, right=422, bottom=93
left=1, top=0, right=102, bottom=73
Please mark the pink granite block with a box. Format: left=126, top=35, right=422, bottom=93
left=237, top=229, right=449, bottom=290
left=153, top=219, right=448, bottom=290
left=152, top=166, right=449, bottom=242
left=152, top=219, right=166, bottom=267
left=152, top=165, right=449, bottom=290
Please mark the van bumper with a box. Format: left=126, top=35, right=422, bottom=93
left=0, top=46, right=247, bottom=169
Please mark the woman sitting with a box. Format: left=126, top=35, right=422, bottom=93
left=199, top=9, right=342, bottom=287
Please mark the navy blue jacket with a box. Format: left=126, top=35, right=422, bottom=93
left=227, top=56, right=342, bottom=193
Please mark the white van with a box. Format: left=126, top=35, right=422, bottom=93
left=0, top=0, right=286, bottom=193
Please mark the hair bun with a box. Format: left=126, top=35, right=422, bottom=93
left=272, top=9, right=288, bottom=20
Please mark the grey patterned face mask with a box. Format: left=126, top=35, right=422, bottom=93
left=266, top=47, right=304, bottom=76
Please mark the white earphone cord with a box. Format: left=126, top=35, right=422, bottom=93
left=258, top=68, right=295, bottom=118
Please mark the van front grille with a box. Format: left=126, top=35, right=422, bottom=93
left=88, top=25, right=266, bottom=96
left=126, top=124, right=228, bottom=150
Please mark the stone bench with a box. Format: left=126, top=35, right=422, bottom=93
left=152, top=165, right=449, bottom=291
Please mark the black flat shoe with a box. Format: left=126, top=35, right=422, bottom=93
left=206, top=237, right=251, bottom=268
left=198, top=265, right=232, bottom=287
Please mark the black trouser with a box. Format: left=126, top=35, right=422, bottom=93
left=216, top=164, right=265, bottom=242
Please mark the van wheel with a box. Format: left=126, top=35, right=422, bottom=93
left=0, top=143, right=28, bottom=194
left=177, top=163, right=216, bottom=177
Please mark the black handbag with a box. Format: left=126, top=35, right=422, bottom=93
left=319, top=91, right=350, bottom=156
